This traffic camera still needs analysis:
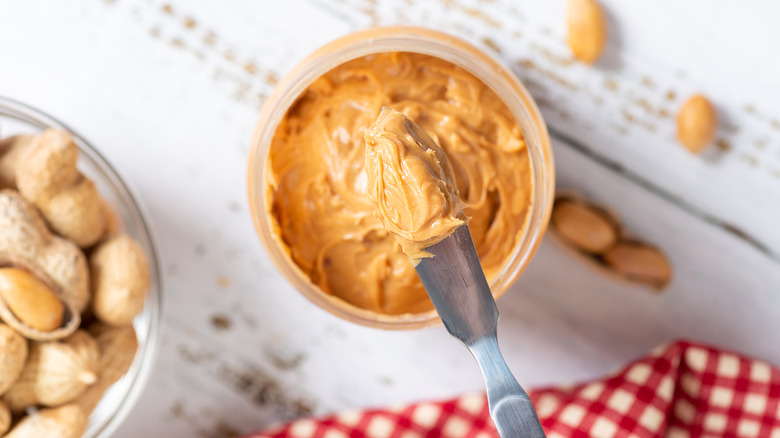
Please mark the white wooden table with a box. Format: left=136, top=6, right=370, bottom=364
left=1, top=1, right=779, bottom=436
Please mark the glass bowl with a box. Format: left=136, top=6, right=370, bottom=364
left=247, top=27, right=554, bottom=330
left=0, top=96, right=163, bottom=437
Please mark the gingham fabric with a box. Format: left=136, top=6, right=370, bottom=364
left=248, top=341, right=780, bottom=438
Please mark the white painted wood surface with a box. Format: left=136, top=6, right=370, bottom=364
left=0, top=1, right=778, bottom=437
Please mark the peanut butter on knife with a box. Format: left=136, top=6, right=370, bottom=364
left=364, top=107, right=468, bottom=264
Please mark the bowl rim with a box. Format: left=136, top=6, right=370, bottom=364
left=0, top=95, right=164, bottom=437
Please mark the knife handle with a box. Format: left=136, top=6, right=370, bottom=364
left=468, top=336, right=546, bottom=438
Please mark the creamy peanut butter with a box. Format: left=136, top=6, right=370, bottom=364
left=364, top=107, right=467, bottom=262
left=268, top=52, right=532, bottom=315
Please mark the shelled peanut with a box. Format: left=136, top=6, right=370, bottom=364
left=677, top=95, right=718, bottom=153
left=550, top=194, right=672, bottom=291
left=0, top=268, right=64, bottom=332
left=567, top=0, right=607, bottom=64
left=0, top=127, right=151, bottom=437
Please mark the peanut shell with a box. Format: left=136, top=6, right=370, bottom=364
left=101, top=200, right=121, bottom=239
left=0, top=400, right=9, bottom=435
left=3, top=330, right=99, bottom=412
left=91, top=235, right=150, bottom=326
left=90, top=323, right=138, bottom=383
left=677, top=94, right=717, bottom=153
left=5, top=404, right=87, bottom=438
left=73, top=323, right=138, bottom=415
left=0, top=324, right=27, bottom=396
left=0, top=190, right=89, bottom=313
left=0, top=268, right=64, bottom=331
left=15, top=129, right=106, bottom=247
left=567, top=0, right=607, bottom=64
left=0, top=256, right=81, bottom=342
left=71, top=378, right=109, bottom=416
left=42, top=178, right=105, bottom=247
left=0, top=135, right=34, bottom=190
left=549, top=192, right=672, bottom=292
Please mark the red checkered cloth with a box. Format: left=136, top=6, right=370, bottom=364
left=248, top=341, right=780, bottom=437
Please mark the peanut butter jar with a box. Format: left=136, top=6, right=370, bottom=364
left=248, top=27, right=554, bottom=329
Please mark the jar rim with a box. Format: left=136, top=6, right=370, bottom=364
left=247, top=26, right=554, bottom=330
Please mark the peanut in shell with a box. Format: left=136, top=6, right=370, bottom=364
left=101, top=200, right=121, bottom=239
left=0, top=400, right=9, bottom=435
left=0, top=135, right=34, bottom=190
left=15, top=129, right=107, bottom=248
left=73, top=323, right=138, bottom=415
left=71, top=378, right=110, bottom=417
left=3, top=330, right=99, bottom=412
left=0, top=190, right=90, bottom=313
left=4, top=404, right=87, bottom=438
left=90, top=235, right=150, bottom=326
left=90, top=323, right=138, bottom=383
left=0, top=324, right=27, bottom=396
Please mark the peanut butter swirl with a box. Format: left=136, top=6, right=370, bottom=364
left=364, top=107, right=467, bottom=263
left=268, top=52, right=532, bottom=315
